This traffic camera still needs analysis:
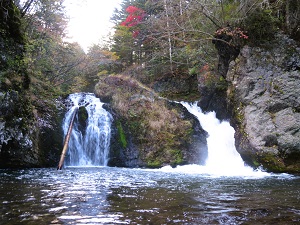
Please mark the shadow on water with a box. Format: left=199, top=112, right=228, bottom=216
left=0, top=167, right=299, bottom=225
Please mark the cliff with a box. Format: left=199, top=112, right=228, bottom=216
left=0, top=1, right=62, bottom=168
left=227, top=33, right=300, bottom=173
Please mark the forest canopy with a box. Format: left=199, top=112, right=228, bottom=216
left=2, top=0, right=299, bottom=97
left=110, top=0, right=299, bottom=80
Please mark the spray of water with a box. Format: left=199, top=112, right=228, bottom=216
left=160, top=101, right=269, bottom=177
left=62, top=93, right=112, bottom=166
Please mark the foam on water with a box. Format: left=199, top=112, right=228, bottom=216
left=159, top=101, right=279, bottom=178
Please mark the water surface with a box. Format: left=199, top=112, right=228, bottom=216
left=0, top=167, right=299, bottom=224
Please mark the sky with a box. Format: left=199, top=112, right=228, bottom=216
left=63, top=0, right=122, bottom=52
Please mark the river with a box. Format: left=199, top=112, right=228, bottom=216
left=0, top=166, right=299, bottom=225
left=1, top=95, right=299, bottom=224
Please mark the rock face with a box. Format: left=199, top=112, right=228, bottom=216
left=33, top=99, right=65, bottom=167
left=0, top=90, right=64, bottom=168
left=0, top=1, right=63, bottom=168
left=0, top=91, right=37, bottom=167
left=227, top=33, right=300, bottom=172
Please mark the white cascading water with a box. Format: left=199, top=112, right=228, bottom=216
left=62, top=93, right=112, bottom=167
left=162, top=101, right=268, bottom=177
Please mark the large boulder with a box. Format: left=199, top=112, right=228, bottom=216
left=95, top=74, right=207, bottom=168
left=227, top=33, right=300, bottom=173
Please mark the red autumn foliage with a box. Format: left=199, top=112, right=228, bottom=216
left=132, top=30, right=140, bottom=38
left=120, top=5, right=146, bottom=38
left=121, top=6, right=145, bottom=28
left=215, top=27, right=248, bottom=39
left=126, top=6, right=141, bottom=14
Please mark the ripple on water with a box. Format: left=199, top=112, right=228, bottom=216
left=58, top=214, right=129, bottom=224
left=0, top=167, right=299, bottom=225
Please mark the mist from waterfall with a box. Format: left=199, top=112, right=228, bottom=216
left=62, top=93, right=112, bottom=167
left=162, top=101, right=269, bottom=177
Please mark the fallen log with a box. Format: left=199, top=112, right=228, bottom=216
left=57, top=107, right=78, bottom=170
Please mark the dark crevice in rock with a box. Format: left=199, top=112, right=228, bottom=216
left=263, top=135, right=278, bottom=147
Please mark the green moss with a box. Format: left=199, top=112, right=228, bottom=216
left=235, top=102, right=245, bottom=124
left=170, top=149, right=184, bottom=167
left=147, top=159, right=162, bottom=168
left=189, top=67, right=197, bottom=76
left=216, top=77, right=228, bottom=91
left=273, top=83, right=284, bottom=94
left=259, top=152, right=286, bottom=172
left=117, top=121, right=127, bottom=148
left=252, top=160, right=260, bottom=167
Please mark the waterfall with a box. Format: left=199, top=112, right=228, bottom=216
left=179, top=101, right=267, bottom=177
left=62, top=93, right=112, bottom=167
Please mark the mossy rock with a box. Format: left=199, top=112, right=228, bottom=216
left=116, top=120, right=127, bottom=148
left=96, top=74, right=197, bottom=168
left=147, top=159, right=162, bottom=168
left=257, top=152, right=286, bottom=172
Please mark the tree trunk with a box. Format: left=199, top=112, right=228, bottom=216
left=57, top=107, right=78, bottom=170
left=164, top=0, right=173, bottom=74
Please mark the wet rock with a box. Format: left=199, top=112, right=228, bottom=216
left=78, top=106, right=88, bottom=132
left=0, top=1, right=64, bottom=168
left=197, top=85, right=230, bottom=121
left=0, top=91, right=37, bottom=168
left=0, top=90, right=65, bottom=168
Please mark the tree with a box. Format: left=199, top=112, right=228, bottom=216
left=14, top=0, right=88, bottom=95
left=285, top=0, right=300, bottom=40
left=0, top=0, right=28, bottom=89
left=83, top=44, right=122, bottom=91
left=112, top=25, right=135, bottom=66
left=111, top=0, right=149, bottom=67
left=112, top=0, right=290, bottom=80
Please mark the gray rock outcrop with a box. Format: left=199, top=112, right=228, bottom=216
left=227, top=33, right=300, bottom=172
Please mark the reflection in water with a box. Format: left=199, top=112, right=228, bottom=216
left=0, top=167, right=299, bottom=224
